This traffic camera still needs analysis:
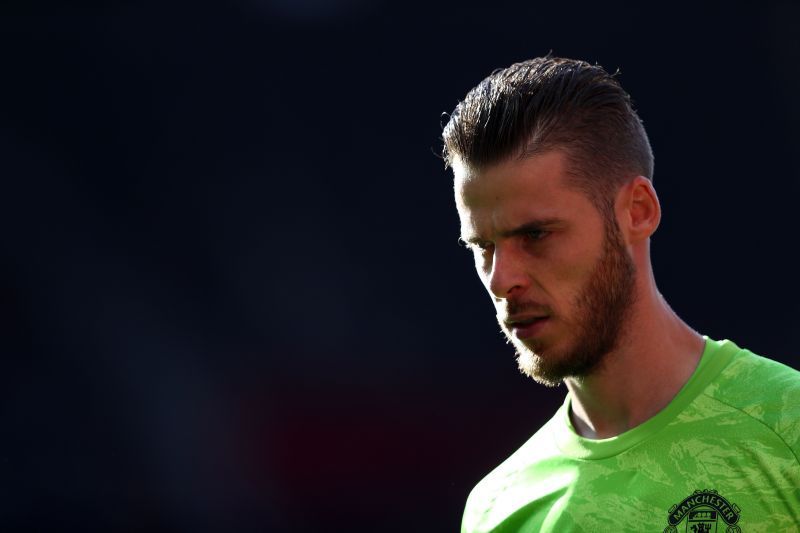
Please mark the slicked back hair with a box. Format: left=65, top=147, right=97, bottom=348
left=442, top=57, right=654, bottom=216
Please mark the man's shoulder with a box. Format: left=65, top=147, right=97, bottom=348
left=475, top=411, right=561, bottom=481
left=708, top=342, right=800, bottom=405
left=704, top=341, right=800, bottom=456
left=462, top=407, right=565, bottom=532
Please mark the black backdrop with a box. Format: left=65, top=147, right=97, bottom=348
left=2, top=1, right=799, bottom=531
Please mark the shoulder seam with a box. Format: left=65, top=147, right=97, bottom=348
left=700, top=391, right=800, bottom=468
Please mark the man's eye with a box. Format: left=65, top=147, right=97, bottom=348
left=525, top=229, right=549, bottom=241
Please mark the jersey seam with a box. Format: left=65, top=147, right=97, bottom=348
left=700, top=391, right=800, bottom=468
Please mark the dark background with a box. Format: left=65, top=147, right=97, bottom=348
left=2, top=1, right=798, bottom=531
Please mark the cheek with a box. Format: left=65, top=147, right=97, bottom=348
left=542, top=244, right=601, bottom=306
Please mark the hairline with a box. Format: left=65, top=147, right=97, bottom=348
left=454, top=143, right=639, bottom=223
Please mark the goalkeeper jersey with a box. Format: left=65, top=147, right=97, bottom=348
left=462, top=338, right=800, bottom=532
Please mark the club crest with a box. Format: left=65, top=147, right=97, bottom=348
left=664, top=489, right=741, bottom=533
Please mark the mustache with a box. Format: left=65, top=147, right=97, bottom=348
left=496, top=299, right=553, bottom=322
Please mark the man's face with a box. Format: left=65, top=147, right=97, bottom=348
left=454, top=150, right=636, bottom=386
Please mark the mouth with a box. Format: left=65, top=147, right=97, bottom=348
left=505, top=316, right=551, bottom=340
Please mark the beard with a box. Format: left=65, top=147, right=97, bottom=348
left=501, top=218, right=637, bottom=387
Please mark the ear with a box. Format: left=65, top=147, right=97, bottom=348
left=617, top=176, right=660, bottom=243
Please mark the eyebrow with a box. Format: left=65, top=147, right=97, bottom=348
left=461, top=218, right=563, bottom=245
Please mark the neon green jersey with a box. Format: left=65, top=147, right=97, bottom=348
left=462, top=338, right=800, bottom=532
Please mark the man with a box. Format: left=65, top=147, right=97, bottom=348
left=442, top=56, right=800, bottom=532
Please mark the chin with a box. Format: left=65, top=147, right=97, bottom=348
left=513, top=339, right=567, bottom=388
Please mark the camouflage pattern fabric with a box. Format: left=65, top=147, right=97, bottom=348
left=462, top=338, right=800, bottom=532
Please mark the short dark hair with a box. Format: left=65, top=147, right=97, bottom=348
left=442, top=56, right=654, bottom=212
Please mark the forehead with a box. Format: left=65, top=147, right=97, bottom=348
left=454, top=150, right=596, bottom=237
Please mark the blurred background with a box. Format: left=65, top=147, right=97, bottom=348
left=1, top=0, right=798, bottom=531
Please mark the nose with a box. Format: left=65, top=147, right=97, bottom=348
left=487, top=243, right=529, bottom=300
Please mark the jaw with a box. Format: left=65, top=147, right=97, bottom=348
left=505, top=321, right=571, bottom=386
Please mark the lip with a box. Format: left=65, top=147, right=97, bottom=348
left=505, top=316, right=551, bottom=340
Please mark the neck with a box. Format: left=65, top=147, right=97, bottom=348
left=564, top=275, right=705, bottom=440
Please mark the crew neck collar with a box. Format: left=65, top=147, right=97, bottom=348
left=551, top=337, right=741, bottom=460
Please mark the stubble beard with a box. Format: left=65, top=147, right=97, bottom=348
left=504, top=218, right=637, bottom=387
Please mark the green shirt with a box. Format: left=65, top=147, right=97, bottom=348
left=462, top=338, right=800, bottom=532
